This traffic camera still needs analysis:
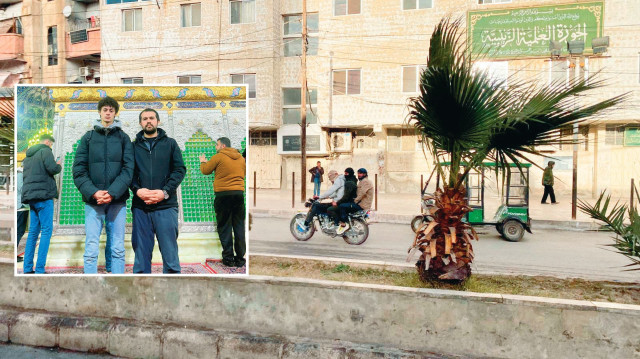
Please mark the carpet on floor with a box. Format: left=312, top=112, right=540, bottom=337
left=16, top=263, right=214, bottom=275
left=205, top=259, right=247, bottom=274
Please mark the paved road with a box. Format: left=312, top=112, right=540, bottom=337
left=249, top=216, right=640, bottom=283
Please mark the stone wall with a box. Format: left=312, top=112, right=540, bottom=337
left=1, top=260, right=639, bottom=358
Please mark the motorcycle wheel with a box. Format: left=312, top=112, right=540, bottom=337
left=290, top=213, right=315, bottom=241
left=411, top=215, right=432, bottom=233
left=342, top=218, right=369, bottom=245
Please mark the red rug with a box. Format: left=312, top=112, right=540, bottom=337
left=16, top=260, right=247, bottom=275
left=205, top=259, right=247, bottom=274
left=16, top=263, right=214, bottom=275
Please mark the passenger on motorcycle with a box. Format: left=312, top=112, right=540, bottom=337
left=327, top=168, right=358, bottom=229
left=298, top=169, right=343, bottom=231
left=337, top=168, right=373, bottom=234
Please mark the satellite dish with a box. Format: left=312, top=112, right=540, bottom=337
left=63, top=6, right=72, bottom=18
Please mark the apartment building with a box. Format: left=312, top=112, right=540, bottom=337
left=1, top=0, right=101, bottom=84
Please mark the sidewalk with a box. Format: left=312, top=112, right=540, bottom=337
left=248, top=188, right=606, bottom=230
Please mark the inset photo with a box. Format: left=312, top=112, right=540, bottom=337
left=15, top=85, right=247, bottom=275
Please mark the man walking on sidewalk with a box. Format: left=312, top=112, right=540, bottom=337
left=21, top=134, right=61, bottom=274
left=73, top=96, right=134, bottom=274
left=200, top=137, right=246, bottom=267
left=541, top=161, right=558, bottom=204
left=130, top=109, right=186, bottom=274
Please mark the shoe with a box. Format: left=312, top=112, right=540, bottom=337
left=551, top=202, right=559, bottom=205
left=221, top=259, right=235, bottom=267
left=23, top=271, right=35, bottom=274
left=17, top=256, right=23, bottom=263
left=234, top=259, right=246, bottom=267
left=336, top=223, right=350, bottom=235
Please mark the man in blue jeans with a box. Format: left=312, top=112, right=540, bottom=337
left=309, top=161, right=324, bottom=197
left=73, top=96, right=134, bottom=274
left=21, top=134, right=61, bottom=274
left=130, top=109, right=186, bottom=273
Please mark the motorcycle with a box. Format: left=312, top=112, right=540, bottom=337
left=410, top=191, right=436, bottom=233
left=290, top=199, right=372, bottom=245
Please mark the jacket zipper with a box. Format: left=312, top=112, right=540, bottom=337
left=104, top=130, right=108, bottom=198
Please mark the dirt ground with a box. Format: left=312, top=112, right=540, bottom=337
left=249, top=256, right=640, bottom=305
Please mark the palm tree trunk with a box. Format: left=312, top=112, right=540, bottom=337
left=413, top=185, right=476, bottom=282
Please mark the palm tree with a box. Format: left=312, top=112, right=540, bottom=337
left=407, top=18, right=627, bottom=282
left=578, top=193, right=640, bottom=270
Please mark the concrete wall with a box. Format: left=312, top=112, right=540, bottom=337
left=0, top=260, right=638, bottom=359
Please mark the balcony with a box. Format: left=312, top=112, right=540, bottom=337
left=0, top=33, right=24, bottom=61
left=65, top=17, right=101, bottom=59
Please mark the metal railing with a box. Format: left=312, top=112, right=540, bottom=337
left=68, top=17, right=101, bottom=32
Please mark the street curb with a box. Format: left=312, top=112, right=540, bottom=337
left=250, top=208, right=599, bottom=231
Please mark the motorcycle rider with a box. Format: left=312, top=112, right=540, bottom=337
left=337, top=168, right=373, bottom=234
left=297, top=169, right=343, bottom=232
left=327, top=168, right=358, bottom=230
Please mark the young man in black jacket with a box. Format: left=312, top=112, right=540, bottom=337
left=22, top=134, right=61, bottom=274
left=130, top=109, right=186, bottom=273
left=73, top=96, right=134, bottom=274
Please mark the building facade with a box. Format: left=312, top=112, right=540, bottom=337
left=2, top=0, right=101, bottom=84
left=16, top=0, right=639, bottom=196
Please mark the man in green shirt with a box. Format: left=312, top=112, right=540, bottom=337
left=541, top=161, right=558, bottom=204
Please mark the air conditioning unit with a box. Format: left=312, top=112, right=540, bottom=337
left=331, top=132, right=352, bottom=152
left=79, top=67, right=89, bottom=77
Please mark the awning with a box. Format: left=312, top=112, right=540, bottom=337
left=0, top=73, right=20, bottom=87
left=0, top=98, right=14, bottom=119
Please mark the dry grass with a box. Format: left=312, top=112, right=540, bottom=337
left=249, top=256, right=640, bottom=305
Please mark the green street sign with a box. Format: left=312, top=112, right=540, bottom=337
left=468, top=2, right=604, bottom=58
left=624, top=127, right=640, bottom=147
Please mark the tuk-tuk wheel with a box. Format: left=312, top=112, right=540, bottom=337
left=501, top=219, right=524, bottom=242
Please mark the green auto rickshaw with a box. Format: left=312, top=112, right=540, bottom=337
left=411, top=162, right=532, bottom=242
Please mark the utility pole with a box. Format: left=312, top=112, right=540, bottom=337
left=300, top=0, right=308, bottom=203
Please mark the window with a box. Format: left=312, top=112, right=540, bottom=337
left=14, top=18, right=22, bottom=35
left=605, top=124, right=625, bottom=146
left=122, top=77, right=143, bottom=84
left=333, top=69, right=361, bottom=95
left=402, top=65, right=426, bottom=93
left=178, top=75, right=201, bottom=84
left=230, top=0, right=256, bottom=24
left=334, top=0, right=360, bottom=16
left=283, top=13, right=319, bottom=57
left=354, top=129, right=377, bottom=149
left=231, top=74, right=256, bottom=98
left=107, top=0, right=150, bottom=4
left=403, top=0, right=433, bottom=10
left=474, top=61, right=509, bottom=88
left=478, top=0, right=511, bottom=4
left=47, top=26, right=58, bottom=66
left=549, top=60, right=568, bottom=85
left=282, top=87, right=317, bottom=125
left=558, top=126, right=573, bottom=151
left=387, top=128, right=418, bottom=151
left=122, top=8, right=142, bottom=32
left=250, top=131, right=277, bottom=146
left=181, top=3, right=201, bottom=27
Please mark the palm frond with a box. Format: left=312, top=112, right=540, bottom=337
left=578, top=192, right=640, bottom=270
